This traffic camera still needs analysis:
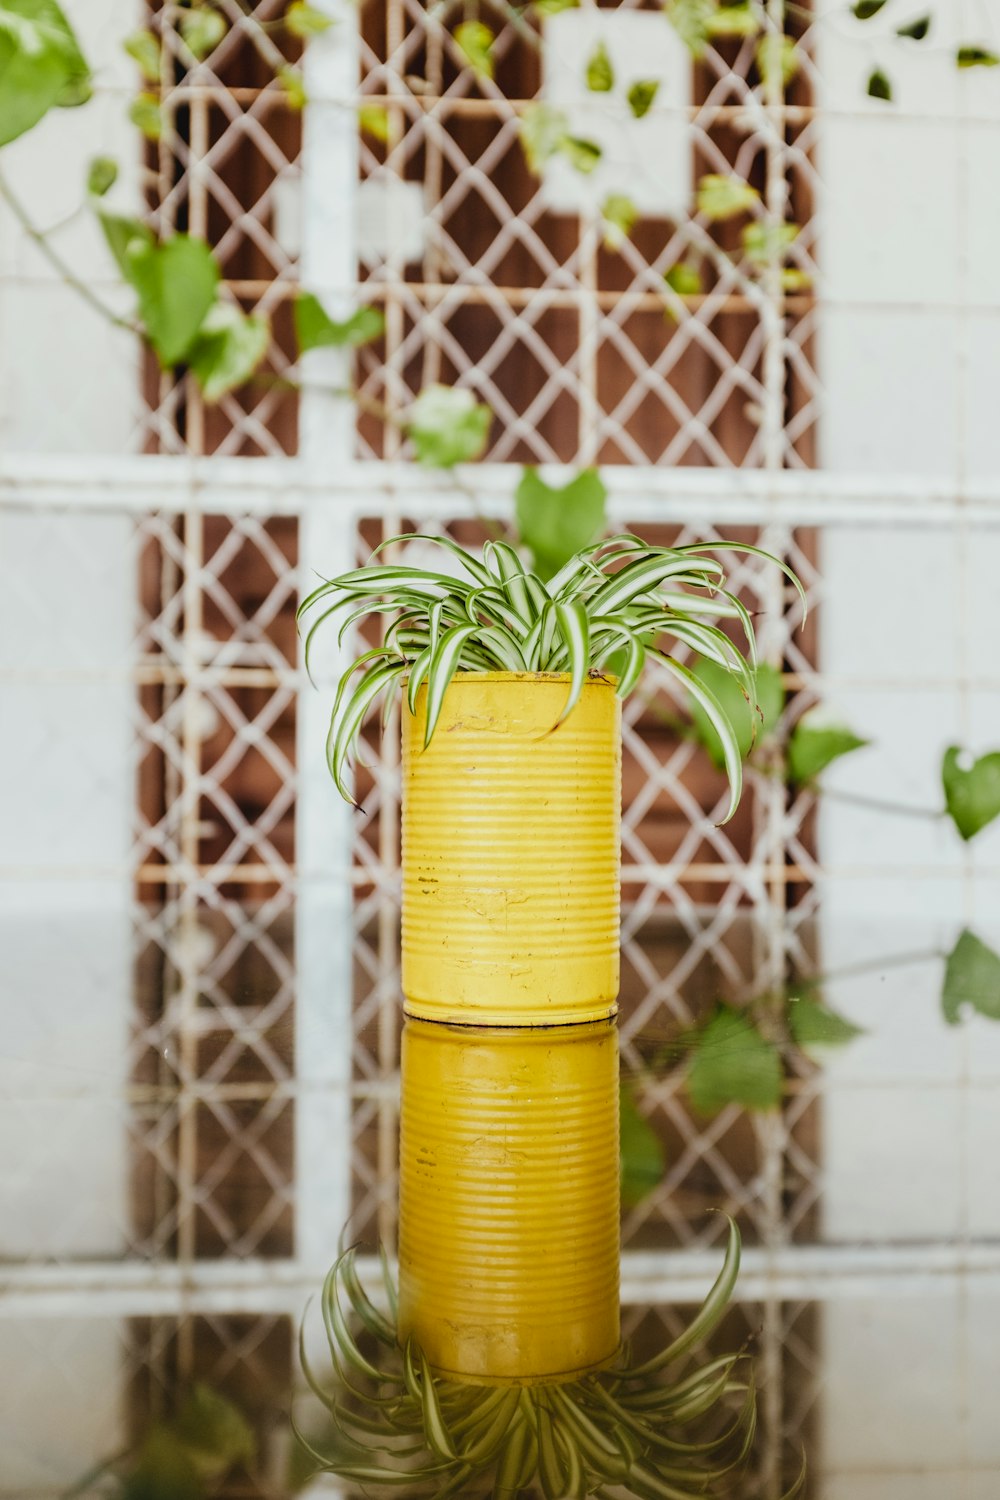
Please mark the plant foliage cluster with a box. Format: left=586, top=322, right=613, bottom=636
left=297, top=531, right=803, bottom=813
left=298, top=1222, right=802, bottom=1500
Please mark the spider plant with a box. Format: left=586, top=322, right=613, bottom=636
left=297, top=532, right=804, bottom=819
left=296, top=1219, right=802, bottom=1500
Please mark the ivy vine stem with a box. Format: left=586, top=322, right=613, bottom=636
left=0, top=168, right=137, bottom=333
left=816, top=786, right=947, bottom=821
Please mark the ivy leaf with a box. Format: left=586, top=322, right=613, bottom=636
left=454, top=20, right=494, bottom=79
left=286, top=1, right=335, bottom=37
left=180, top=9, right=228, bottom=60
left=515, top=467, right=607, bottom=580
left=787, top=994, right=863, bottom=1048
left=687, top=1008, right=784, bottom=1116
left=187, top=302, right=270, bottom=402
left=867, top=67, right=892, bottom=99
left=688, top=658, right=784, bottom=768
left=664, top=0, right=714, bottom=57
left=852, top=0, right=887, bottom=16
left=173, top=1384, right=256, bottom=1481
left=562, top=135, right=602, bottom=173
left=278, top=65, right=307, bottom=109
left=756, top=32, right=799, bottom=89
left=519, top=101, right=570, bottom=173
left=942, top=746, right=1000, bottom=841
left=896, top=15, right=930, bottom=40
left=787, top=720, right=868, bottom=785
left=696, top=173, right=760, bottom=220
left=358, top=103, right=391, bottom=142
left=123, top=28, right=161, bottom=82
left=406, top=384, right=491, bottom=467
left=98, top=210, right=154, bottom=276
left=742, top=220, right=799, bottom=264
left=957, top=45, right=1000, bottom=69
left=124, top=234, right=220, bottom=367
left=620, top=1083, right=666, bottom=1207
left=129, top=92, right=163, bottom=140
left=86, top=155, right=118, bottom=197
left=601, top=192, right=638, bottom=249
left=942, top=930, right=1000, bottom=1026
left=294, top=293, right=384, bottom=354
left=627, top=78, right=659, bottom=117
left=709, top=5, right=762, bottom=37
left=0, top=0, right=91, bottom=147
left=664, top=261, right=703, bottom=296
left=585, top=40, right=614, bottom=92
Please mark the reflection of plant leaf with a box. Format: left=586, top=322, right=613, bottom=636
left=305, top=1226, right=762, bottom=1498
left=942, top=745, right=1000, bottom=841
left=687, top=1008, right=783, bottom=1116
left=620, top=1082, right=666, bottom=1207
left=942, top=930, right=1000, bottom=1025
left=122, top=1428, right=203, bottom=1500
left=689, top=659, right=784, bottom=768
left=174, top=1383, right=256, bottom=1481
left=787, top=720, right=868, bottom=785
left=787, top=995, right=863, bottom=1048
left=406, top=384, right=491, bottom=468
left=515, top=467, right=606, bottom=581
left=853, top=0, right=887, bottom=17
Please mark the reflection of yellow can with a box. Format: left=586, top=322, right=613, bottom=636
left=401, top=673, right=621, bottom=1026
left=398, top=1019, right=621, bottom=1384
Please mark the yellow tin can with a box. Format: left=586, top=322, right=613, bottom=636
left=397, top=1018, right=621, bottom=1384
left=401, top=672, right=621, bottom=1025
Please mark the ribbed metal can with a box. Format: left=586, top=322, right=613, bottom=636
left=401, top=672, right=621, bottom=1025
left=397, top=1018, right=621, bottom=1385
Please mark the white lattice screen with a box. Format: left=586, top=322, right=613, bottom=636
left=3, top=0, right=1000, bottom=1495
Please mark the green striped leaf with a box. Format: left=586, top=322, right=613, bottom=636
left=424, top=624, right=480, bottom=746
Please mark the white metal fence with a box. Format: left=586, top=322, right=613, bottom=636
left=3, top=0, right=1000, bottom=1495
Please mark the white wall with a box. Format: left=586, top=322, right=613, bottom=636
left=0, top=2, right=141, bottom=1489
left=815, top=5, right=1000, bottom=1493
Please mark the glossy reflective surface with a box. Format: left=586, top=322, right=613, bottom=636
left=3, top=907, right=1000, bottom=1499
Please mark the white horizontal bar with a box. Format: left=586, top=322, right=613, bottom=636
left=3, top=1243, right=999, bottom=1317
left=3, top=454, right=1000, bottom=526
